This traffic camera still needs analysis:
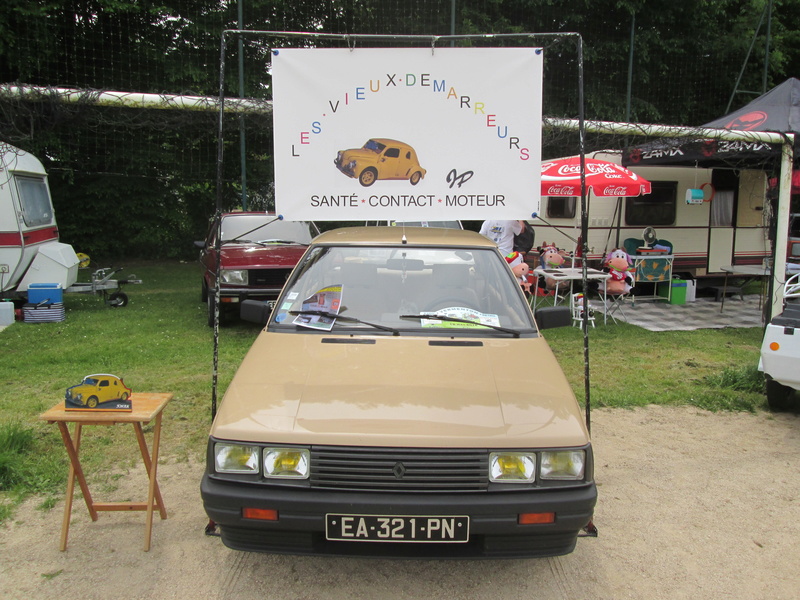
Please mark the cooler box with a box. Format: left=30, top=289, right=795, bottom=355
left=658, top=279, right=687, bottom=305
left=28, top=283, right=63, bottom=304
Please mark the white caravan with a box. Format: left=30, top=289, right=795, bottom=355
left=530, top=150, right=769, bottom=277
left=0, top=143, right=80, bottom=299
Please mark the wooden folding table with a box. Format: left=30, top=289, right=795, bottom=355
left=40, top=392, right=172, bottom=551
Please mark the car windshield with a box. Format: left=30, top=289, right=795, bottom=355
left=363, top=139, right=386, bottom=154
left=270, top=245, right=535, bottom=335
left=220, top=215, right=317, bottom=244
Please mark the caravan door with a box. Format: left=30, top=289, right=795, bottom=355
left=707, top=188, right=734, bottom=271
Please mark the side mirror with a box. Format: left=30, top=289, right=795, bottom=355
left=534, top=306, right=571, bottom=330
left=240, top=300, right=272, bottom=325
left=194, top=241, right=206, bottom=249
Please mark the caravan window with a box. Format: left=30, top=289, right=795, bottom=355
left=547, top=197, right=577, bottom=219
left=14, top=176, right=53, bottom=227
left=625, top=181, right=676, bottom=226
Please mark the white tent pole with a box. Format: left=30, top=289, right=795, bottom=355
left=772, top=137, right=794, bottom=318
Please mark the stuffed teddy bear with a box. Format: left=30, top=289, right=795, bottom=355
left=601, top=248, right=634, bottom=295
left=505, top=251, right=531, bottom=293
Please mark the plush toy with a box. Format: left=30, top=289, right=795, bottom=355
left=601, top=248, right=634, bottom=295
left=505, top=251, right=531, bottom=293
left=538, top=243, right=567, bottom=290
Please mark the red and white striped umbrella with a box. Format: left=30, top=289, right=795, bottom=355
left=541, top=157, right=652, bottom=197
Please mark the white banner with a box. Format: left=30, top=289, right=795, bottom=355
left=272, top=47, right=542, bottom=221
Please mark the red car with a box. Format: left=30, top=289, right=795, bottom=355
left=197, top=212, right=320, bottom=326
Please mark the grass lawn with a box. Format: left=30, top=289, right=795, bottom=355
left=0, top=260, right=767, bottom=519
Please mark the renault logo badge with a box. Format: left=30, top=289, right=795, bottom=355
left=392, top=462, right=406, bottom=479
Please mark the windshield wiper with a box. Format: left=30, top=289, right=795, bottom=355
left=220, top=238, right=255, bottom=245
left=257, top=238, right=307, bottom=245
left=219, top=238, right=306, bottom=246
left=399, top=314, right=520, bottom=337
left=289, top=310, right=399, bottom=335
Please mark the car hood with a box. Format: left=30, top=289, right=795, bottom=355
left=338, top=148, right=376, bottom=161
left=211, top=333, right=590, bottom=448
left=218, top=244, right=307, bottom=269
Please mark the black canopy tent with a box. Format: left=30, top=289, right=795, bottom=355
left=621, top=78, right=800, bottom=320
left=622, top=78, right=800, bottom=169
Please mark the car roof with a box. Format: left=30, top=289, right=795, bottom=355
left=312, top=226, right=496, bottom=249
left=371, top=138, right=406, bottom=146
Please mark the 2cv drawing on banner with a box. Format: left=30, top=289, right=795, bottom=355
left=271, top=47, right=544, bottom=221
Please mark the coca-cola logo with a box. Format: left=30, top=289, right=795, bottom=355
left=546, top=185, right=577, bottom=196
left=553, top=163, right=619, bottom=176
left=603, top=186, right=628, bottom=196
left=725, top=110, right=768, bottom=131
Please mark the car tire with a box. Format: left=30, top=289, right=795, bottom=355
left=207, top=291, right=216, bottom=327
left=120, top=392, right=129, bottom=402
left=201, top=279, right=209, bottom=303
left=359, top=168, right=378, bottom=187
left=766, top=377, right=796, bottom=412
left=410, top=171, right=422, bottom=185
left=207, top=291, right=228, bottom=328
left=87, top=396, right=98, bottom=409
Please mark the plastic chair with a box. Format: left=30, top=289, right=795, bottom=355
left=570, top=293, right=595, bottom=328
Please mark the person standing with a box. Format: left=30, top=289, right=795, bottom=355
left=479, top=219, right=524, bottom=255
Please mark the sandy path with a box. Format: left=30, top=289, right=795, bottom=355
left=2, top=406, right=799, bottom=600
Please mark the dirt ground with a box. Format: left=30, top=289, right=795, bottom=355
left=2, top=405, right=799, bottom=600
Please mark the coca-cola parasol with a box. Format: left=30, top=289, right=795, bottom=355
left=541, top=157, right=651, bottom=197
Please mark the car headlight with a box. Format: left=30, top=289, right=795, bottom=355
left=264, top=448, right=310, bottom=479
left=540, top=450, right=585, bottom=480
left=220, top=269, right=248, bottom=285
left=489, top=452, right=536, bottom=483
left=214, top=443, right=260, bottom=474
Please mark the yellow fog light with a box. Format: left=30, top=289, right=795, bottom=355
left=489, top=452, right=535, bottom=483
left=540, top=450, right=585, bottom=480
left=264, top=448, right=310, bottom=479
left=214, top=443, right=259, bottom=474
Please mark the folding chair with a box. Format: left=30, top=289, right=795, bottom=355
left=604, top=291, right=629, bottom=324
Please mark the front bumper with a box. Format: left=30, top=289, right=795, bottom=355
left=201, top=474, right=597, bottom=558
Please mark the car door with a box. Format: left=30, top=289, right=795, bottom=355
left=380, top=146, right=403, bottom=178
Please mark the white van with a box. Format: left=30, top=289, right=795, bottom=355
left=0, top=143, right=80, bottom=298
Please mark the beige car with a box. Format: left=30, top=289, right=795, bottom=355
left=201, top=227, right=596, bottom=558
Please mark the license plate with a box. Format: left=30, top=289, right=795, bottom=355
left=326, top=514, right=469, bottom=543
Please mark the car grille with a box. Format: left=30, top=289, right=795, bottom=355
left=249, top=268, right=292, bottom=287
left=310, top=446, right=489, bottom=492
